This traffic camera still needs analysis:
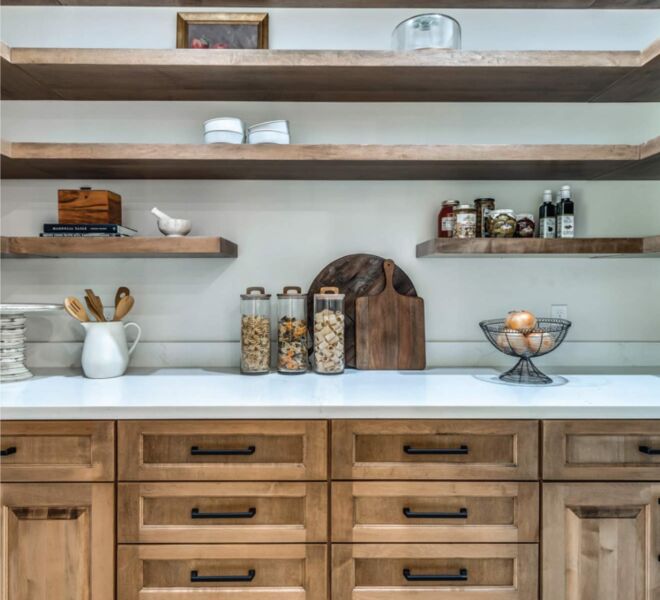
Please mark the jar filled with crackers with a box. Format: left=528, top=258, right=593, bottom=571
left=313, top=287, right=345, bottom=374
left=240, top=287, right=271, bottom=374
left=277, top=286, right=308, bottom=374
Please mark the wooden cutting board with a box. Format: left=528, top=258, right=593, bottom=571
left=307, top=254, right=418, bottom=368
left=355, top=259, right=426, bottom=370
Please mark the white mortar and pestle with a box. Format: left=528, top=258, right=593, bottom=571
left=151, top=207, right=192, bottom=237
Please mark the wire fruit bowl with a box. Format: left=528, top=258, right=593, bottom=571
left=479, top=318, right=571, bottom=385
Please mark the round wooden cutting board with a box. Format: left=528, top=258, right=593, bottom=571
left=306, top=254, right=418, bottom=368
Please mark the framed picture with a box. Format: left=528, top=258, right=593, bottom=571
left=177, top=12, right=269, bottom=50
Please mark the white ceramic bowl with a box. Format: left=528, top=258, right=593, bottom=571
left=204, top=130, right=245, bottom=145
left=157, top=218, right=192, bottom=237
left=248, top=120, right=290, bottom=135
left=247, top=130, right=291, bottom=145
left=204, top=117, right=245, bottom=134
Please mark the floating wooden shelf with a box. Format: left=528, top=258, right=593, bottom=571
left=1, top=42, right=658, bottom=102
left=0, top=236, right=238, bottom=258
left=416, top=236, right=660, bottom=258
left=2, top=139, right=659, bottom=180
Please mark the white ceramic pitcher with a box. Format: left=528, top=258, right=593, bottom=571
left=80, top=321, right=141, bottom=379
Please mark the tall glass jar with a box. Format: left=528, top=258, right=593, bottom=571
left=240, top=287, right=271, bottom=374
left=313, top=287, right=345, bottom=374
left=277, top=286, right=308, bottom=374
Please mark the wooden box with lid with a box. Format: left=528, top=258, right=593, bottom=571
left=58, top=187, right=122, bottom=225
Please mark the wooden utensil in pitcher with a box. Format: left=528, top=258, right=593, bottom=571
left=64, top=297, right=90, bottom=322
left=115, top=287, right=130, bottom=307
left=85, top=289, right=106, bottom=322
left=113, top=295, right=135, bottom=321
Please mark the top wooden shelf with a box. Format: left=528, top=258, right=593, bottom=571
left=2, top=41, right=659, bottom=102
left=1, top=0, right=658, bottom=7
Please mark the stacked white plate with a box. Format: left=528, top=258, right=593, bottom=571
left=204, top=117, right=245, bottom=144
left=0, top=304, right=63, bottom=383
left=247, top=120, right=290, bottom=144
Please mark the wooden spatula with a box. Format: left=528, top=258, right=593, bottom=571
left=355, top=259, right=426, bottom=370
left=84, top=289, right=106, bottom=322
left=113, top=295, right=134, bottom=321
left=64, top=296, right=89, bottom=322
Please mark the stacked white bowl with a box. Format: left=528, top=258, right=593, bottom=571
left=247, top=120, right=290, bottom=144
left=204, top=117, right=245, bottom=144
left=0, top=314, right=29, bottom=382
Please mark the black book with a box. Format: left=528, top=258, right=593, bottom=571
left=39, top=233, right=127, bottom=238
left=42, top=223, right=137, bottom=235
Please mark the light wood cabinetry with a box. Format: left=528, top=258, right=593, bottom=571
left=542, top=482, right=660, bottom=600
left=0, top=420, right=114, bottom=481
left=118, top=481, right=328, bottom=543
left=332, top=420, right=539, bottom=480
left=543, top=420, right=660, bottom=480
left=0, top=482, right=114, bottom=600
left=118, top=420, right=327, bottom=480
left=118, top=544, right=328, bottom=600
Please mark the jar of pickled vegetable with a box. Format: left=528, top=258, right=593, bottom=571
left=454, top=205, right=477, bottom=239
left=489, top=209, right=517, bottom=238
left=277, top=286, right=308, bottom=374
left=516, top=213, right=536, bottom=238
left=240, top=287, right=271, bottom=374
left=313, top=287, right=345, bottom=374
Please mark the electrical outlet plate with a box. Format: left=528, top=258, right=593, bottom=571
left=551, top=304, right=568, bottom=320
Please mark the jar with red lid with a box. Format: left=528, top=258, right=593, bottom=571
left=437, top=200, right=459, bottom=238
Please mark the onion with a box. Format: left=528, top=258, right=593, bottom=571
left=526, top=331, right=555, bottom=354
left=496, top=329, right=529, bottom=355
left=504, top=310, right=537, bottom=332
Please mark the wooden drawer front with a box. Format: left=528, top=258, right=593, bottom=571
left=119, top=482, right=328, bottom=543
left=332, top=544, right=538, bottom=600
left=118, top=420, right=327, bottom=481
left=543, top=483, right=660, bottom=600
left=332, top=420, right=538, bottom=480
left=543, top=420, right=660, bottom=480
left=332, top=482, right=539, bottom=543
left=118, top=544, right=328, bottom=600
left=0, top=421, right=114, bottom=481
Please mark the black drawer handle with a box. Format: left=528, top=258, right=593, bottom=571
left=0, top=447, right=17, bottom=457
left=403, top=444, right=469, bottom=455
left=191, top=507, right=256, bottom=519
left=190, top=445, right=256, bottom=456
left=191, top=569, right=255, bottom=583
left=403, top=507, right=468, bottom=519
left=403, top=568, right=468, bottom=582
left=639, top=445, right=660, bottom=455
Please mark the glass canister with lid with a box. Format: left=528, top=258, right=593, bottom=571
left=437, top=200, right=459, bottom=238
left=453, top=204, right=477, bottom=239
left=240, top=287, right=271, bottom=374
left=489, top=209, right=517, bottom=238
left=313, top=287, right=345, bottom=374
left=277, top=286, right=308, bottom=374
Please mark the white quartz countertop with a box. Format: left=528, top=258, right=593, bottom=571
left=1, top=368, right=659, bottom=419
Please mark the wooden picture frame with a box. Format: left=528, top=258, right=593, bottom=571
left=177, top=13, right=269, bottom=50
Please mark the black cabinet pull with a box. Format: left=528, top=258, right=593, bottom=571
left=0, top=447, right=17, bottom=457
left=191, top=507, right=256, bottom=519
left=191, top=569, right=255, bottom=583
left=403, top=507, right=468, bottom=519
left=403, top=568, right=468, bottom=582
left=190, top=445, right=255, bottom=456
left=403, top=444, right=468, bottom=455
left=639, top=445, right=660, bottom=455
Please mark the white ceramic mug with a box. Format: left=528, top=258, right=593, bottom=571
left=80, top=321, right=141, bottom=379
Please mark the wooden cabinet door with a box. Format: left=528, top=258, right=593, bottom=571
left=543, top=483, right=660, bottom=600
left=0, top=482, right=114, bottom=600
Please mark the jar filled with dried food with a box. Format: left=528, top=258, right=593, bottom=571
left=437, top=200, right=460, bottom=238
left=313, top=287, right=345, bottom=374
left=277, top=286, right=308, bottom=374
left=454, top=204, right=477, bottom=239
left=489, top=209, right=517, bottom=238
left=516, top=213, right=536, bottom=238
left=240, top=287, right=271, bottom=374
left=474, top=197, right=495, bottom=238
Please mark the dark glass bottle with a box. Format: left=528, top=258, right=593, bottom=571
left=557, top=185, right=575, bottom=238
left=538, top=189, right=556, bottom=239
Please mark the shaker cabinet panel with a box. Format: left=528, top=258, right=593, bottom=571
left=332, top=481, right=539, bottom=543
left=118, top=481, right=328, bottom=543
left=118, top=420, right=327, bottom=481
left=0, top=482, right=114, bottom=600
left=332, top=420, right=538, bottom=480
left=0, top=420, right=115, bottom=482
left=543, top=420, right=660, bottom=480
left=542, top=482, right=660, bottom=600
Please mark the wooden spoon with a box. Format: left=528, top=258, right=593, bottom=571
left=113, top=295, right=134, bottom=321
left=115, top=286, right=130, bottom=307
left=64, top=297, right=89, bottom=322
left=85, top=289, right=106, bottom=322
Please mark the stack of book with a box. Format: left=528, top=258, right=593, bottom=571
left=40, top=224, right=137, bottom=237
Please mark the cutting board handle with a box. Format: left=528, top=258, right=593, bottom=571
left=319, top=286, right=340, bottom=294
left=383, top=259, right=395, bottom=291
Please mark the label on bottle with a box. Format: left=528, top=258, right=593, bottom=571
left=559, top=215, right=574, bottom=238
left=441, top=216, right=456, bottom=233
left=540, top=217, right=556, bottom=238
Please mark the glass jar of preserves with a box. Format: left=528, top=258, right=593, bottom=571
left=489, top=209, right=517, bottom=238
left=516, top=213, right=536, bottom=238
left=313, top=287, right=345, bottom=374
left=437, top=200, right=459, bottom=238
left=474, top=197, right=495, bottom=238
left=277, top=286, right=308, bottom=374
left=454, top=205, right=477, bottom=239
left=240, top=287, right=271, bottom=374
